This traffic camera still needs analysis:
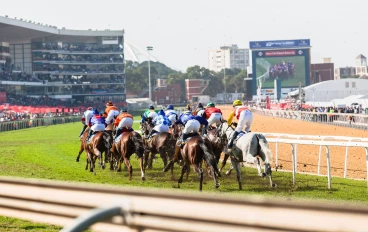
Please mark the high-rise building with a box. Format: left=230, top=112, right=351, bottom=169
left=208, top=45, right=249, bottom=72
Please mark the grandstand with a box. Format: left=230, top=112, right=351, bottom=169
left=0, top=15, right=126, bottom=108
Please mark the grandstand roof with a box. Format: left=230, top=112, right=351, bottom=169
left=0, top=16, right=123, bottom=42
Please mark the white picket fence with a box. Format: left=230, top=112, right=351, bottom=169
left=259, top=132, right=368, bottom=189
left=255, top=108, right=368, bottom=130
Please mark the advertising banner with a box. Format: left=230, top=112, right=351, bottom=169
left=250, top=39, right=310, bottom=50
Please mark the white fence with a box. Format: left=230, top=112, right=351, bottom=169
left=260, top=132, right=368, bottom=189
left=1, top=176, right=368, bottom=232
left=255, top=108, right=368, bottom=130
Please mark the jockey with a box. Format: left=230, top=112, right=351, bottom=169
left=104, top=100, right=120, bottom=125
left=203, top=102, right=223, bottom=128
left=114, top=108, right=134, bottom=138
left=141, top=105, right=158, bottom=123
left=79, top=107, right=94, bottom=137
left=165, top=104, right=178, bottom=125
left=146, top=109, right=171, bottom=139
left=227, top=100, right=253, bottom=149
left=86, top=109, right=106, bottom=141
left=175, top=107, right=208, bottom=148
left=195, top=102, right=204, bottom=115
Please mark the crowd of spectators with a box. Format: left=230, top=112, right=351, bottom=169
left=33, top=54, right=124, bottom=63
left=33, top=43, right=123, bottom=53
left=33, top=64, right=124, bottom=74
left=0, top=71, right=41, bottom=82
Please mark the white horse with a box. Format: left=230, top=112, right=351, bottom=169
left=218, top=121, right=276, bottom=190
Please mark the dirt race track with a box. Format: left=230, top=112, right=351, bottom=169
left=220, top=106, right=368, bottom=179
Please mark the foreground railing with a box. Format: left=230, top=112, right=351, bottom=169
left=255, top=108, right=368, bottom=130
left=1, top=176, right=368, bottom=232
left=0, top=116, right=80, bottom=132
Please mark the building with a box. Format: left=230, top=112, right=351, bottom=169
left=152, top=79, right=181, bottom=105
left=334, top=54, right=368, bottom=80
left=208, top=45, right=249, bottom=72
left=0, top=16, right=125, bottom=107
left=310, top=62, right=334, bottom=84
left=185, top=79, right=209, bottom=102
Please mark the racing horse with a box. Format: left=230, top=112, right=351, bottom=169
left=110, top=131, right=146, bottom=181
left=204, top=126, right=227, bottom=173
left=218, top=121, right=275, bottom=190
left=140, top=119, right=176, bottom=172
left=164, top=129, right=221, bottom=192
left=81, top=131, right=111, bottom=175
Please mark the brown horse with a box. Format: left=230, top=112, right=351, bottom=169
left=82, top=131, right=111, bottom=174
left=110, top=131, right=146, bottom=181
left=164, top=132, right=220, bottom=191
left=140, top=120, right=176, bottom=172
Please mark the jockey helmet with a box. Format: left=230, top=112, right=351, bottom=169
left=121, top=108, right=128, bottom=113
left=158, top=109, right=165, bottom=116
left=93, top=109, right=99, bottom=115
left=207, top=102, right=215, bottom=107
left=106, top=100, right=114, bottom=107
left=149, top=105, right=154, bottom=110
left=233, top=100, right=242, bottom=107
left=186, top=105, right=191, bottom=111
left=87, top=107, right=93, bottom=111
left=198, top=103, right=204, bottom=109
left=167, top=104, right=174, bottom=110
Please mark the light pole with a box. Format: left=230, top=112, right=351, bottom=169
left=147, top=46, right=153, bottom=101
left=223, top=49, right=226, bottom=103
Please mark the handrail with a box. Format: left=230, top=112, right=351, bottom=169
left=1, top=176, right=368, bottom=232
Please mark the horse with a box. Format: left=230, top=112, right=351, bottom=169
left=82, top=131, right=111, bottom=175
left=205, top=126, right=227, bottom=173
left=218, top=121, right=275, bottom=190
left=110, top=131, right=146, bottom=181
left=140, top=119, right=176, bottom=172
left=164, top=128, right=220, bottom=191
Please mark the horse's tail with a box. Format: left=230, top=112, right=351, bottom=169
left=257, top=134, right=273, bottom=164
left=131, top=133, right=144, bottom=157
left=102, top=132, right=112, bottom=150
left=199, top=141, right=220, bottom=177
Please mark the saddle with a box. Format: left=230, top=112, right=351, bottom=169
left=87, top=133, right=97, bottom=144
left=179, top=132, right=199, bottom=148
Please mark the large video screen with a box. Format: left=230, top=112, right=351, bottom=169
left=252, top=49, right=310, bottom=90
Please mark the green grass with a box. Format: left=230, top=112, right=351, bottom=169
left=0, top=216, right=61, bottom=232
left=256, top=56, right=306, bottom=88
left=1, top=111, right=368, bottom=230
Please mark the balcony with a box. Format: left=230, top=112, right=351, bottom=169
left=33, top=60, right=124, bottom=65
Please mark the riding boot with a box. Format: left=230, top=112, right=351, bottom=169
left=202, top=125, right=208, bottom=137
left=179, top=133, right=188, bottom=148
left=228, top=131, right=239, bottom=149
left=79, top=125, right=87, bottom=137
left=115, top=128, right=122, bottom=138
left=146, top=129, right=157, bottom=139
left=87, top=129, right=94, bottom=141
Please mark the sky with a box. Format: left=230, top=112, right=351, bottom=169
left=1, top=0, right=367, bottom=71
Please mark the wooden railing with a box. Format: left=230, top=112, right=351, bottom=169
left=0, top=176, right=368, bottom=232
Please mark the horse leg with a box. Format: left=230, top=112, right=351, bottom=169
left=225, top=164, right=234, bottom=176
left=256, top=158, right=265, bottom=177
left=76, top=142, right=84, bottom=162
left=147, top=152, right=153, bottom=170
left=220, top=153, right=230, bottom=172
left=178, top=164, right=188, bottom=188
left=159, top=148, right=168, bottom=168
left=210, top=165, right=220, bottom=189
left=231, top=157, right=242, bottom=190
left=123, top=157, right=133, bottom=181
left=138, top=157, right=146, bottom=181
left=143, top=151, right=149, bottom=170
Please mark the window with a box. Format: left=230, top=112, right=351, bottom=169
left=345, top=82, right=349, bottom=88
left=352, top=82, right=356, bottom=88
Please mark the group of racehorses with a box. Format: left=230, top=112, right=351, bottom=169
left=76, top=116, right=276, bottom=191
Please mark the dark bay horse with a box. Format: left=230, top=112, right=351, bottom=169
left=81, top=131, right=111, bottom=174
left=164, top=133, right=220, bottom=191
left=141, top=120, right=176, bottom=172
left=110, top=131, right=146, bottom=181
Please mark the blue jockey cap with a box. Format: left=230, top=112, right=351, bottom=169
left=93, top=109, right=99, bottom=115
left=159, top=109, right=165, bottom=116
left=167, top=104, right=174, bottom=110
